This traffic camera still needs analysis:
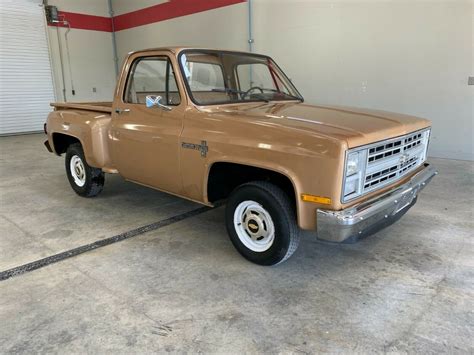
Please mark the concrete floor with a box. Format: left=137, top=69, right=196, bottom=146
left=0, top=133, right=473, bottom=353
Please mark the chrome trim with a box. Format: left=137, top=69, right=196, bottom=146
left=319, top=164, right=437, bottom=243
left=342, top=128, right=431, bottom=203
left=146, top=95, right=172, bottom=111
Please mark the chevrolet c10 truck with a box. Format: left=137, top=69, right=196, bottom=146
left=44, top=47, right=437, bottom=265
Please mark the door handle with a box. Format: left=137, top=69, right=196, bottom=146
left=115, top=108, right=130, bottom=114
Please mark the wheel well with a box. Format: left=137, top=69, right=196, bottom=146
left=52, top=133, right=80, bottom=155
left=207, top=162, right=297, bottom=208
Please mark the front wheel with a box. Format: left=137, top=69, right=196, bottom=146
left=225, top=181, right=300, bottom=265
left=65, top=143, right=104, bottom=197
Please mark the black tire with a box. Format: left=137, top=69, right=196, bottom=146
left=65, top=143, right=104, bottom=197
left=225, top=181, right=300, bottom=265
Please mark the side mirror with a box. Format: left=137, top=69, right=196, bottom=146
left=145, top=95, right=172, bottom=111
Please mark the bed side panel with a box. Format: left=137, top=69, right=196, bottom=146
left=46, top=109, right=112, bottom=168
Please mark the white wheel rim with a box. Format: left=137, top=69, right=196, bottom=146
left=70, top=155, right=86, bottom=187
left=233, top=200, right=275, bottom=252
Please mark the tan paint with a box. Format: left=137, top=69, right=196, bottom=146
left=51, top=102, right=112, bottom=113
left=46, top=47, right=432, bottom=230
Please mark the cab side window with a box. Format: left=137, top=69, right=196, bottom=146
left=125, top=57, right=181, bottom=105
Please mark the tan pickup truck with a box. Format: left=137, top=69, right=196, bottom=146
left=44, top=47, right=437, bottom=265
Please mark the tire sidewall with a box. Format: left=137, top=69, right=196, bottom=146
left=65, top=144, right=93, bottom=196
left=226, top=184, right=294, bottom=265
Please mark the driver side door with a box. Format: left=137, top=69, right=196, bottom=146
left=111, top=53, right=185, bottom=194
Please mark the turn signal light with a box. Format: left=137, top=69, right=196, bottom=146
left=301, top=194, right=332, bottom=205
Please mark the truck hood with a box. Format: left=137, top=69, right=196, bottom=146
left=202, top=102, right=431, bottom=148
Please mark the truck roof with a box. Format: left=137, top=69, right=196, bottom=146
left=127, top=47, right=256, bottom=56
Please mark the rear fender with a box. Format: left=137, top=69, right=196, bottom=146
left=46, top=110, right=112, bottom=168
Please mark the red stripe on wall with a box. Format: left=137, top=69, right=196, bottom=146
left=47, top=1, right=245, bottom=33
left=49, top=11, right=112, bottom=32
left=113, top=0, right=246, bottom=31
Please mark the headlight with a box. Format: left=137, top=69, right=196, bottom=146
left=346, top=152, right=360, bottom=176
left=342, top=148, right=368, bottom=202
left=343, top=177, right=359, bottom=196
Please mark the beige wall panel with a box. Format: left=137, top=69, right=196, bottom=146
left=46, top=0, right=116, bottom=102
left=114, top=3, right=248, bottom=63
left=47, top=27, right=117, bottom=101
left=112, top=0, right=168, bottom=16
left=252, top=0, right=473, bottom=160
left=47, top=0, right=110, bottom=17
left=46, top=0, right=472, bottom=160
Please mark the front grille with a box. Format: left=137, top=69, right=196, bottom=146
left=362, top=130, right=429, bottom=193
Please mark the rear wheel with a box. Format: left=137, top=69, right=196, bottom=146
left=225, top=181, right=300, bottom=265
left=65, top=143, right=104, bottom=197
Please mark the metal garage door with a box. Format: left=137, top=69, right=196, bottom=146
left=0, top=0, right=55, bottom=135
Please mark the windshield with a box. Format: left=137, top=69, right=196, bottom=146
left=179, top=50, right=303, bottom=105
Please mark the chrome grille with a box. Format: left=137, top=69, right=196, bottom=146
left=362, top=130, right=429, bottom=193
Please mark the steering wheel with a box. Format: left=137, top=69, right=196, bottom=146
left=241, top=86, right=265, bottom=99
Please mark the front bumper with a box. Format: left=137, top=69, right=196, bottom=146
left=316, top=164, right=437, bottom=243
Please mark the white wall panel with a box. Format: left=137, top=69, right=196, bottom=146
left=0, top=0, right=56, bottom=134
left=47, top=0, right=110, bottom=17
left=112, top=0, right=168, bottom=16
left=46, top=0, right=117, bottom=102
left=113, top=0, right=473, bottom=161
left=252, top=0, right=473, bottom=160
left=114, top=3, right=248, bottom=63
left=47, top=26, right=117, bottom=102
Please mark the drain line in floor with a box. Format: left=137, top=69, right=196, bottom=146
left=0, top=205, right=216, bottom=282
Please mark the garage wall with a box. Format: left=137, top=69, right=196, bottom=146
left=44, top=0, right=248, bottom=102
left=39, top=0, right=472, bottom=160
left=110, top=0, right=473, bottom=161
left=46, top=0, right=116, bottom=102
left=251, top=0, right=474, bottom=161
left=112, top=0, right=248, bottom=63
left=112, top=0, right=167, bottom=15
left=0, top=0, right=56, bottom=135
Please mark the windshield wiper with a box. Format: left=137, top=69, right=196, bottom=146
left=212, top=88, right=270, bottom=103
left=260, top=88, right=303, bottom=102
left=281, top=93, right=304, bottom=102
left=211, top=88, right=245, bottom=95
left=211, top=88, right=300, bottom=103
left=247, top=93, right=270, bottom=103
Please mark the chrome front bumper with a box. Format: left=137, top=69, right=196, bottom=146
left=317, top=164, right=438, bottom=243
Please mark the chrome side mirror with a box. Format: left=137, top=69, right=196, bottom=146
left=145, top=95, right=172, bottom=111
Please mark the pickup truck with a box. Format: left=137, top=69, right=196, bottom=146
left=44, top=47, right=437, bottom=265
